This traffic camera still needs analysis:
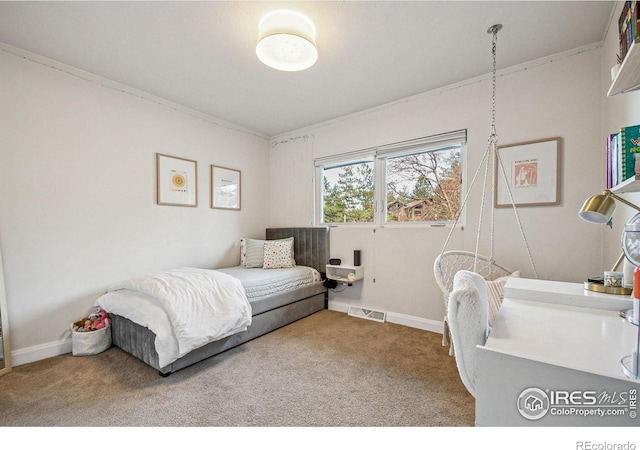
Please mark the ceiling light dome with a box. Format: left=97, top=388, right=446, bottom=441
left=256, top=10, right=318, bottom=72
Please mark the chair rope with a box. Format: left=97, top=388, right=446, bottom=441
left=439, top=24, right=537, bottom=279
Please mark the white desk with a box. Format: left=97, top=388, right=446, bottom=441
left=476, top=278, right=640, bottom=426
left=503, top=277, right=634, bottom=311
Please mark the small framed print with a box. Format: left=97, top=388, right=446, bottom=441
left=156, top=153, right=198, bottom=207
left=211, top=165, right=241, bottom=210
left=494, top=137, right=561, bottom=208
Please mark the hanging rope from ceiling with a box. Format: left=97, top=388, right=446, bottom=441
left=439, top=24, right=538, bottom=279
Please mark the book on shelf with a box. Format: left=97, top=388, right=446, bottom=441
left=607, top=124, right=640, bottom=188
left=607, top=133, right=615, bottom=189
left=622, top=125, right=640, bottom=182
left=619, top=1, right=640, bottom=62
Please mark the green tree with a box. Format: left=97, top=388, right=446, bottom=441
left=323, top=162, right=374, bottom=223
left=323, top=176, right=344, bottom=223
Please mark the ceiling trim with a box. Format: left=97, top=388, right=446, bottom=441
left=0, top=42, right=269, bottom=140
left=269, top=41, right=604, bottom=143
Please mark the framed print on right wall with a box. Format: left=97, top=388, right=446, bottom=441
left=211, top=165, right=241, bottom=210
left=494, top=137, right=561, bottom=208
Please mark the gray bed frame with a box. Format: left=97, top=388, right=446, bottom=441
left=109, top=227, right=330, bottom=376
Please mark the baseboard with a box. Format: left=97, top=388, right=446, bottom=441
left=11, top=338, right=71, bottom=367
left=12, top=305, right=444, bottom=367
left=328, top=300, right=444, bottom=334
left=386, top=311, right=444, bottom=334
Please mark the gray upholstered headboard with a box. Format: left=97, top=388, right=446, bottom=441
left=266, top=227, right=330, bottom=276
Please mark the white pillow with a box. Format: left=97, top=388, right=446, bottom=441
left=485, top=271, right=520, bottom=326
left=243, top=237, right=295, bottom=268
left=263, top=240, right=293, bottom=269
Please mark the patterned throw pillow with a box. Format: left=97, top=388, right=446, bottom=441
left=263, top=240, right=293, bottom=269
left=485, top=271, right=521, bottom=326
left=243, top=237, right=295, bottom=268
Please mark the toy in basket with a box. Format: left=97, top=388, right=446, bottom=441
left=71, top=308, right=111, bottom=356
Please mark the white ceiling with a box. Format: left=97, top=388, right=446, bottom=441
left=0, top=1, right=616, bottom=137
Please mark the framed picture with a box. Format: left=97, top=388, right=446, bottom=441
left=211, top=165, right=241, bottom=210
left=494, top=137, right=561, bottom=208
left=156, top=153, right=198, bottom=207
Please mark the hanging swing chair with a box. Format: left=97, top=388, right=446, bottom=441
left=434, top=251, right=513, bottom=348
left=433, top=24, right=538, bottom=354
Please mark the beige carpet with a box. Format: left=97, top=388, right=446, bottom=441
left=0, top=310, right=474, bottom=427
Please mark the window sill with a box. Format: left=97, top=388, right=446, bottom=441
left=321, top=223, right=464, bottom=229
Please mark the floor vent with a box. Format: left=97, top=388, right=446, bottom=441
left=347, top=306, right=386, bottom=323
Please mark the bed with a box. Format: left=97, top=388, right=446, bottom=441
left=96, top=227, right=330, bottom=376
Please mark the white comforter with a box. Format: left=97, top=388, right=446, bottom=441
left=96, top=267, right=252, bottom=367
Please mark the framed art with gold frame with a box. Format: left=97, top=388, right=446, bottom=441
left=211, top=165, right=241, bottom=210
left=156, top=153, right=198, bottom=207
left=494, top=137, right=561, bottom=208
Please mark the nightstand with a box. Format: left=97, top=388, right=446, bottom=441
left=326, top=264, right=364, bottom=283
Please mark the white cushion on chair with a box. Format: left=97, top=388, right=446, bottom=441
left=447, top=270, right=489, bottom=398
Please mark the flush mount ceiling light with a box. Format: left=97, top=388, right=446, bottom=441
left=256, top=10, right=318, bottom=72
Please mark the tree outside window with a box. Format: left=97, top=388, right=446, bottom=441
left=317, top=136, right=464, bottom=226
left=322, top=161, right=374, bottom=223
left=385, top=147, right=461, bottom=222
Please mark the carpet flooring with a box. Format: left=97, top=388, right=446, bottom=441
left=0, top=309, right=474, bottom=427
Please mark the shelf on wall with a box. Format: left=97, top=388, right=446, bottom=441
left=611, top=175, right=640, bottom=193
left=326, top=264, right=365, bottom=282
left=608, top=37, right=640, bottom=97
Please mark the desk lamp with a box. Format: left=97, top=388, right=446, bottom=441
left=579, top=190, right=640, bottom=294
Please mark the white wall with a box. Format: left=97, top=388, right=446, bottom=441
left=602, top=2, right=640, bottom=271
left=0, top=45, right=271, bottom=365
left=270, top=44, right=605, bottom=331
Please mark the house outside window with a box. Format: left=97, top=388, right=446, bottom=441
left=384, top=145, right=462, bottom=223
left=315, top=130, right=466, bottom=227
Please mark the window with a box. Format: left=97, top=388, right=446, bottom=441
left=384, top=145, right=462, bottom=223
left=315, top=130, right=465, bottom=226
left=322, top=159, right=374, bottom=223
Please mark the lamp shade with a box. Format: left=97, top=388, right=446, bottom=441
left=256, top=10, right=317, bottom=72
left=579, top=194, right=617, bottom=224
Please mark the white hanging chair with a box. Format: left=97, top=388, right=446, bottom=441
left=434, top=25, right=537, bottom=356
left=434, top=251, right=513, bottom=352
